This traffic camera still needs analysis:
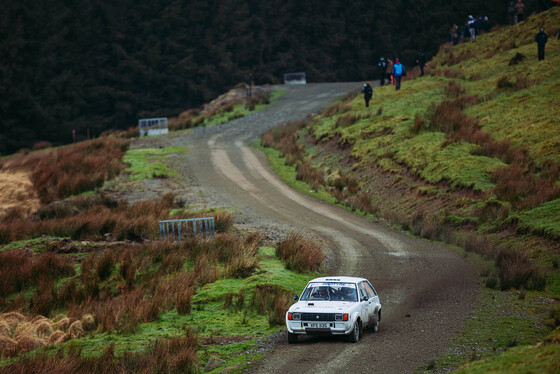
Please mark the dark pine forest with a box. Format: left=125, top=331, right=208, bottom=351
left=0, top=0, right=550, bottom=155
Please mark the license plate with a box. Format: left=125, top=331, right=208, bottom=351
left=310, top=323, right=328, bottom=328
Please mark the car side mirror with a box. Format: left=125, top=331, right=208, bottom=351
left=362, top=296, right=369, bottom=302
left=293, top=295, right=299, bottom=301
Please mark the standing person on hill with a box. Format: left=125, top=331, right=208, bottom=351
left=416, top=49, right=426, bottom=77
left=377, top=57, right=388, bottom=86
left=467, top=15, right=476, bottom=40
left=507, top=1, right=516, bottom=25
left=515, top=0, right=525, bottom=23
left=392, top=58, right=406, bottom=91
left=536, top=27, right=548, bottom=60
left=386, top=58, right=394, bottom=85
left=362, top=81, right=373, bottom=107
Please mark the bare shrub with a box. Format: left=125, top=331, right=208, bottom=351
left=213, top=211, right=234, bottom=233
left=514, top=74, right=532, bottom=90
left=335, top=113, right=362, bottom=128
left=492, top=163, right=560, bottom=209
left=411, top=113, right=425, bottom=134
left=237, top=289, right=245, bottom=310
left=96, top=251, right=115, bottom=281
left=276, top=234, right=324, bottom=273
left=261, top=120, right=307, bottom=164
left=444, top=80, right=466, bottom=98
left=269, top=292, right=293, bottom=326
left=464, top=235, right=496, bottom=259
left=176, top=286, right=194, bottom=315
left=296, top=160, right=325, bottom=191
left=496, top=75, right=514, bottom=89
left=349, top=192, right=376, bottom=215
left=496, top=249, right=546, bottom=291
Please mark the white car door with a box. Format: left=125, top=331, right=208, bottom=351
left=363, top=281, right=378, bottom=322
left=358, top=282, right=371, bottom=325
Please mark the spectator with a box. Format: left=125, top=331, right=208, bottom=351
left=362, top=81, right=373, bottom=107
left=377, top=57, right=388, bottom=86
left=507, top=1, right=516, bottom=25
left=386, top=58, right=394, bottom=85
left=392, top=58, right=406, bottom=91
left=449, top=24, right=459, bottom=45
left=535, top=27, right=548, bottom=60
left=515, top=0, right=525, bottom=23
left=467, top=15, right=476, bottom=40
left=416, top=49, right=426, bottom=77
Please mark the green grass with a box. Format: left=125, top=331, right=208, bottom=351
left=259, top=144, right=338, bottom=205
left=123, top=146, right=189, bottom=180
left=0, top=246, right=318, bottom=371
left=517, top=199, right=560, bottom=240
left=455, top=336, right=560, bottom=374
left=416, top=288, right=558, bottom=373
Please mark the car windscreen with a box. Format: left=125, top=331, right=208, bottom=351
left=300, top=282, right=358, bottom=302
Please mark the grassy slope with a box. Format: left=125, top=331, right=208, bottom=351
left=0, top=245, right=316, bottom=371
left=261, top=8, right=560, bottom=373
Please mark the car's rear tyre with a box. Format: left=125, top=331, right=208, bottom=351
left=371, top=314, right=379, bottom=333
left=348, top=320, right=361, bottom=343
left=287, top=332, right=298, bottom=344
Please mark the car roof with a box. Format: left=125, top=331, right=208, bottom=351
left=307, top=276, right=369, bottom=284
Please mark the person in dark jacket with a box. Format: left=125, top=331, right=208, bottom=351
left=416, top=50, right=426, bottom=77
left=535, top=27, right=548, bottom=60
left=515, top=0, right=525, bottom=23
left=363, top=81, right=373, bottom=107
left=377, top=57, right=388, bottom=86
left=392, top=58, right=406, bottom=91
left=507, top=1, right=516, bottom=25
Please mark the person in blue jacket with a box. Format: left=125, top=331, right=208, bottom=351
left=392, top=58, right=406, bottom=91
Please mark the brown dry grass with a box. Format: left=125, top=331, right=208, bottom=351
left=1, top=137, right=129, bottom=204
left=0, top=171, right=41, bottom=219
left=276, top=233, right=324, bottom=273
left=0, top=320, right=10, bottom=337
left=2, top=332, right=199, bottom=373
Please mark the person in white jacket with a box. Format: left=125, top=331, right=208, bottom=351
left=468, top=15, right=476, bottom=40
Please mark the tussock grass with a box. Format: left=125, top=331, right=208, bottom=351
left=1, top=138, right=129, bottom=204
left=276, top=234, right=324, bottom=273
left=2, top=332, right=198, bottom=373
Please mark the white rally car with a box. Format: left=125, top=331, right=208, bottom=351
left=286, top=276, right=381, bottom=343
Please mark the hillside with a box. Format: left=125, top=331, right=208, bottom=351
left=260, top=8, right=560, bottom=371
left=0, top=0, right=552, bottom=155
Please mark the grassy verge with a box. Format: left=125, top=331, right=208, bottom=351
left=123, top=146, right=189, bottom=180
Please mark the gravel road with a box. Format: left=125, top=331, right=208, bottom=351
left=132, top=83, right=478, bottom=373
